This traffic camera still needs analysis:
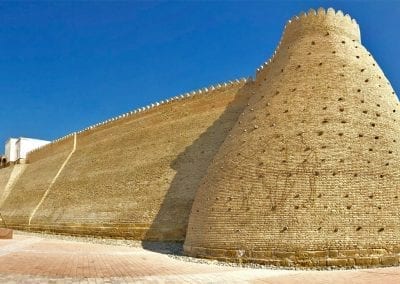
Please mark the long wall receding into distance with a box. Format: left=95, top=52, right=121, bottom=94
left=0, top=79, right=254, bottom=241
left=1, top=7, right=399, bottom=268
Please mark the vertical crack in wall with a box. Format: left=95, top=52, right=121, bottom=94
left=28, top=132, right=77, bottom=226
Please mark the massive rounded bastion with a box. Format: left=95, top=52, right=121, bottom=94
left=0, top=8, right=399, bottom=268
left=184, top=8, right=400, bottom=267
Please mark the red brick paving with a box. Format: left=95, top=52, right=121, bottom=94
left=0, top=233, right=400, bottom=283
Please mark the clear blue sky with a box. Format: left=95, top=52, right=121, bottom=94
left=0, top=1, right=399, bottom=149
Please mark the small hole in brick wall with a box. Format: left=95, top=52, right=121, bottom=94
left=318, top=131, right=324, bottom=136
left=332, top=51, right=336, bottom=54
left=334, top=228, right=338, bottom=232
left=319, top=62, right=323, bottom=66
left=378, top=206, right=382, bottom=210
left=296, top=65, right=301, bottom=69
left=291, top=88, right=296, bottom=92
left=344, top=194, right=349, bottom=198
left=371, top=123, right=376, bottom=127
left=357, top=89, right=361, bottom=92
left=323, top=106, right=327, bottom=110
left=321, top=145, right=327, bottom=149
left=318, top=193, right=322, bottom=198
left=376, top=113, right=380, bottom=117
left=322, top=119, right=328, bottom=123
left=369, top=148, right=373, bottom=152
left=239, top=176, right=243, bottom=180
left=338, top=133, right=344, bottom=137
left=354, top=173, right=358, bottom=177
left=389, top=150, right=393, bottom=154
left=228, top=208, right=231, bottom=211
left=373, top=63, right=376, bottom=66
left=367, top=160, right=371, bottom=164
left=340, top=159, right=344, bottom=163
left=339, top=108, right=344, bottom=112
left=347, top=205, right=352, bottom=209
left=394, top=139, right=397, bottom=142
left=307, top=52, right=312, bottom=55
left=380, top=174, right=384, bottom=178
left=365, top=79, right=369, bottom=82
left=281, top=69, right=284, bottom=73
left=378, top=228, right=384, bottom=232
left=325, top=32, right=330, bottom=36
left=311, top=41, right=316, bottom=45
left=282, top=160, right=287, bottom=163
left=362, top=110, right=368, bottom=114
left=294, top=205, right=299, bottom=209
left=369, top=194, right=374, bottom=199
left=294, top=194, right=299, bottom=198
left=385, top=162, right=389, bottom=166
left=338, top=97, right=344, bottom=101
left=314, top=171, right=320, bottom=176
left=356, top=226, right=362, bottom=231
left=361, top=100, right=365, bottom=103
left=356, top=56, right=360, bottom=59
left=395, top=196, right=398, bottom=199
left=332, top=172, right=337, bottom=176
left=393, top=109, right=397, bottom=113
left=284, top=110, right=289, bottom=113
left=281, top=227, right=288, bottom=232
left=275, top=91, right=279, bottom=95
left=341, top=120, right=347, bottom=124
left=355, top=46, right=358, bottom=49
left=341, top=40, right=346, bottom=44
left=376, top=104, right=380, bottom=107
left=375, top=136, right=379, bottom=139
left=304, top=146, right=311, bottom=151
left=359, top=134, right=363, bottom=137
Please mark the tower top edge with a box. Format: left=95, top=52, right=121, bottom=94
left=286, top=7, right=358, bottom=27
left=284, top=8, right=360, bottom=38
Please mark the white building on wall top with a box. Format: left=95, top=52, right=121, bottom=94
left=5, top=137, right=50, bottom=164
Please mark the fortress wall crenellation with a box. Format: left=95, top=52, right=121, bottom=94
left=255, top=7, right=360, bottom=81
left=3, top=78, right=254, bottom=240
left=26, top=77, right=251, bottom=159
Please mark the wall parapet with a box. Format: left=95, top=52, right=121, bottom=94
left=255, top=7, right=360, bottom=79
left=27, top=77, right=252, bottom=157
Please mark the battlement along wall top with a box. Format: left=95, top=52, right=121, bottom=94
left=282, top=8, right=360, bottom=46
left=256, top=8, right=361, bottom=79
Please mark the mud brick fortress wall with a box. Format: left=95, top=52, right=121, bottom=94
left=0, top=80, right=253, bottom=240
left=184, top=8, right=400, bottom=268
left=1, top=7, right=399, bottom=268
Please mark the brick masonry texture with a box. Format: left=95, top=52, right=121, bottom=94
left=184, top=8, right=400, bottom=267
left=0, top=81, right=254, bottom=241
left=0, top=7, right=399, bottom=268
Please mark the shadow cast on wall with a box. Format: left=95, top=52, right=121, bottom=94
left=143, top=81, right=254, bottom=252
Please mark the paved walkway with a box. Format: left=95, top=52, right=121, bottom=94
left=0, top=232, right=400, bottom=283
